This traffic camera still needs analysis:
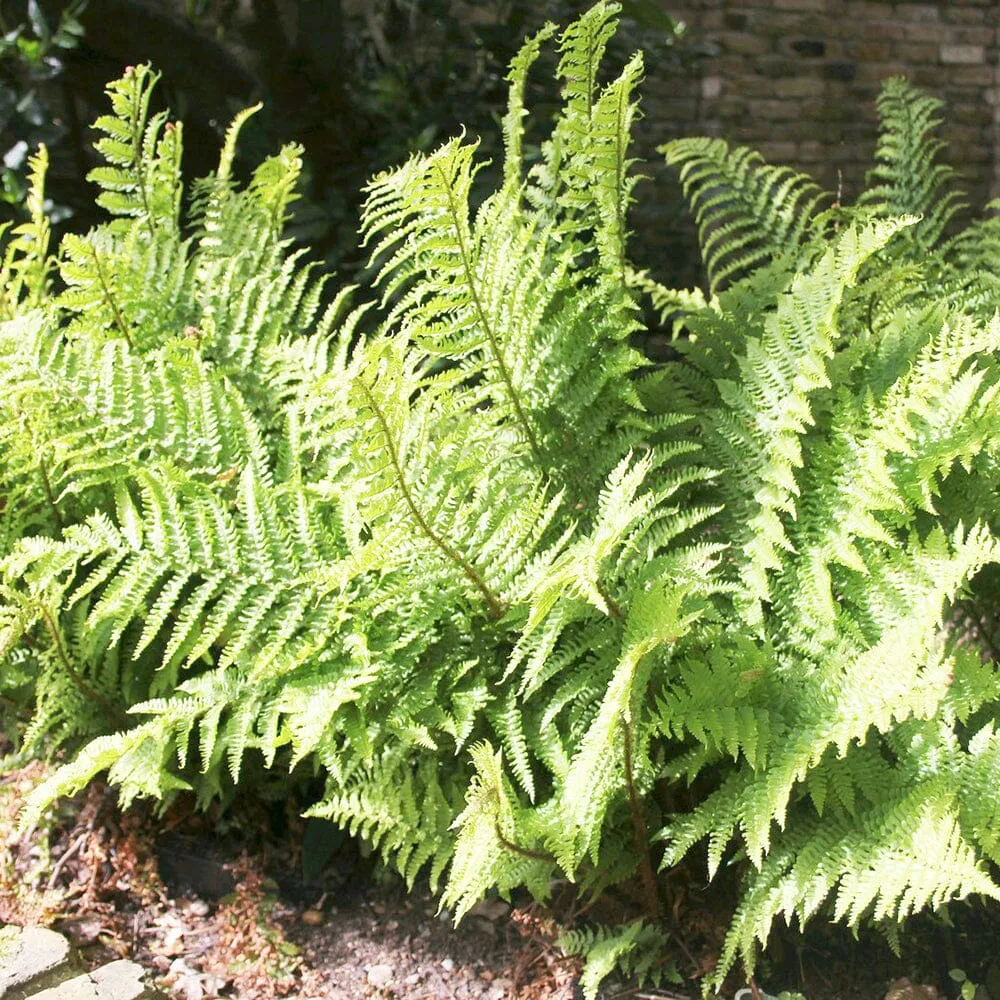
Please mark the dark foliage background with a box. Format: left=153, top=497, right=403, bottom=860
left=1, top=0, right=706, bottom=282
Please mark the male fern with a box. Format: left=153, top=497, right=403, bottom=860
left=655, top=75, right=1000, bottom=987
left=3, top=17, right=1000, bottom=1000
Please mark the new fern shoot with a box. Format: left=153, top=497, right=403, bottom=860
left=3, top=8, right=1000, bottom=998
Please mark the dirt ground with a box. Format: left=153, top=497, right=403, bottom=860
left=3, top=761, right=998, bottom=1000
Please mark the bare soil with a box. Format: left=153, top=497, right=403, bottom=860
left=4, top=761, right=1000, bottom=1000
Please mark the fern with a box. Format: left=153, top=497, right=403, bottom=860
left=652, top=71, right=1000, bottom=990
left=5, top=16, right=1000, bottom=1000
left=558, top=920, right=679, bottom=1000
left=660, top=137, right=830, bottom=293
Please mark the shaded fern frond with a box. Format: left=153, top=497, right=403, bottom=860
left=860, top=76, right=966, bottom=250
left=661, top=136, right=831, bottom=292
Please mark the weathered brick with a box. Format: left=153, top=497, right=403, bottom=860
left=770, top=0, right=825, bottom=10
left=950, top=102, right=993, bottom=126
left=911, top=65, right=950, bottom=88
left=896, top=42, right=941, bottom=63
left=811, top=98, right=861, bottom=121
left=730, top=77, right=777, bottom=98
left=787, top=119, right=830, bottom=140
left=947, top=25, right=995, bottom=44
left=772, top=76, right=827, bottom=98
left=862, top=20, right=908, bottom=41
left=844, top=1, right=898, bottom=18
left=897, top=4, right=940, bottom=21
left=950, top=65, right=995, bottom=86
left=701, top=75, right=724, bottom=100
left=754, top=99, right=799, bottom=120
left=711, top=55, right=747, bottom=76
left=730, top=125, right=763, bottom=143
left=940, top=44, right=986, bottom=64
left=904, top=23, right=944, bottom=43
left=757, top=141, right=799, bottom=162
left=944, top=7, right=986, bottom=23
left=855, top=62, right=912, bottom=84
left=719, top=31, right=772, bottom=56
left=955, top=145, right=991, bottom=162
left=942, top=123, right=988, bottom=146
left=755, top=55, right=800, bottom=77
left=845, top=40, right=892, bottom=61
left=798, top=140, right=827, bottom=161
left=712, top=98, right=750, bottom=119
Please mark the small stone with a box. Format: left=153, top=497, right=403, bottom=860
left=174, top=974, right=204, bottom=1000
left=884, top=978, right=941, bottom=1000
left=468, top=899, right=510, bottom=922
left=31, top=975, right=99, bottom=1000
left=187, top=899, right=210, bottom=918
left=61, top=918, right=104, bottom=946
left=366, top=964, right=394, bottom=989
left=405, top=973, right=421, bottom=986
left=90, top=960, right=148, bottom=1000
left=940, top=44, right=984, bottom=64
left=0, top=927, right=71, bottom=996
left=157, top=928, right=185, bottom=957
left=300, top=909, right=325, bottom=927
left=201, top=974, right=227, bottom=997
left=441, top=958, right=455, bottom=973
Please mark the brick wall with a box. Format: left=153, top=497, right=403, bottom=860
left=654, top=0, right=999, bottom=202
left=634, top=0, right=1000, bottom=283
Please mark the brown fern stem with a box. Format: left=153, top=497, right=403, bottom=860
left=596, top=580, right=625, bottom=623
left=89, top=245, right=133, bottom=347
left=38, top=454, right=64, bottom=531
left=358, top=378, right=507, bottom=620
left=436, top=163, right=544, bottom=468
left=622, top=716, right=661, bottom=920
left=495, top=823, right=555, bottom=864
left=38, top=604, right=125, bottom=727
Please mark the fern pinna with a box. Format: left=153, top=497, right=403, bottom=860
left=4, top=13, right=1000, bottom=1000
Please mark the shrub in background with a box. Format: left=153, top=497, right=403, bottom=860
left=3, top=6, right=1000, bottom=996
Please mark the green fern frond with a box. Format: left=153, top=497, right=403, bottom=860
left=661, top=136, right=831, bottom=292
left=89, top=64, right=183, bottom=234
left=860, top=76, right=966, bottom=250
left=0, top=144, right=53, bottom=315
left=558, top=920, right=677, bottom=1000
